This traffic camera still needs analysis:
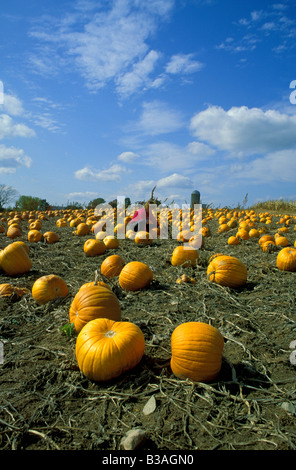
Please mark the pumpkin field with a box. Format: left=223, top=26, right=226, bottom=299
left=0, top=206, right=296, bottom=451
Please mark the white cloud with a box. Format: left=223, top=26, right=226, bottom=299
left=29, top=0, right=173, bottom=95
left=186, top=141, right=216, bottom=159
left=0, top=114, right=35, bottom=140
left=165, top=53, right=204, bottom=74
left=1, top=94, right=24, bottom=116
left=134, top=100, right=184, bottom=135
left=139, top=139, right=216, bottom=172
left=229, top=149, right=296, bottom=183
left=116, top=50, right=161, bottom=97
left=67, top=191, right=99, bottom=200
left=190, top=105, right=296, bottom=155
left=157, top=173, right=193, bottom=188
left=28, top=1, right=202, bottom=98
left=0, top=144, right=32, bottom=174
left=75, top=163, right=127, bottom=182
left=117, top=151, right=140, bottom=163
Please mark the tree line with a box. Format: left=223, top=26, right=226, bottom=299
left=0, top=185, right=135, bottom=212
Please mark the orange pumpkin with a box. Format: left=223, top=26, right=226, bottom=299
left=134, top=231, right=152, bottom=246
left=170, top=322, right=224, bottom=382
left=276, top=247, right=296, bottom=272
left=32, top=274, right=69, bottom=305
left=75, top=223, right=90, bottom=236
left=259, top=235, right=274, bottom=246
left=28, top=229, right=42, bottom=242
left=75, top=318, right=145, bottom=382
left=101, top=254, right=125, bottom=278
left=227, top=236, right=240, bottom=245
left=29, top=219, right=42, bottom=230
left=43, top=231, right=59, bottom=244
left=56, top=218, right=67, bottom=227
left=103, top=235, right=120, bottom=249
left=275, top=236, right=289, bottom=247
left=0, top=241, right=32, bottom=276
left=119, top=261, right=153, bottom=291
left=207, top=255, right=247, bottom=288
left=69, top=284, right=121, bottom=332
left=6, top=225, right=21, bottom=239
left=0, top=283, right=30, bottom=298
left=171, top=246, right=198, bottom=267
left=83, top=239, right=106, bottom=256
left=261, top=240, right=276, bottom=252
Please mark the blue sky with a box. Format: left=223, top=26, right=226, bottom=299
left=1, top=0, right=296, bottom=208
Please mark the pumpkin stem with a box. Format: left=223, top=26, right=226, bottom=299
left=207, top=270, right=215, bottom=281
left=94, top=270, right=100, bottom=285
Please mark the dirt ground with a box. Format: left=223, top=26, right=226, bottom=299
left=0, top=212, right=295, bottom=451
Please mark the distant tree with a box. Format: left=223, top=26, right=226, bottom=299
left=65, top=201, right=84, bottom=210
left=0, top=184, right=18, bottom=210
left=88, top=197, right=106, bottom=209
left=108, top=197, right=131, bottom=209
left=15, top=195, right=50, bottom=212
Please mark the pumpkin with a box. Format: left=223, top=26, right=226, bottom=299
left=29, top=220, right=42, bottom=230
left=75, top=223, right=90, bottom=236
left=259, top=235, right=274, bottom=246
left=207, top=255, right=247, bottom=288
left=134, top=231, right=152, bottom=246
left=0, top=241, right=32, bottom=276
left=276, top=247, right=296, bottom=272
left=119, top=261, right=153, bottom=291
left=101, top=254, right=125, bottom=278
left=261, top=240, right=276, bottom=252
left=0, top=283, right=14, bottom=297
left=227, top=236, right=240, bottom=245
left=28, top=229, right=42, bottom=242
left=56, top=218, right=67, bottom=227
left=171, top=246, right=198, bottom=267
left=170, top=322, right=224, bottom=382
left=275, top=235, right=289, bottom=247
left=248, top=228, right=259, bottom=238
left=103, top=235, right=120, bottom=249
left=177, top=230, right=192, bottom=242
left=43, top=231, right=59, bottom=244
left=75, top=318, right=145, bottom=382
left=0, top=283, right=30, bottom=298
left=188, top=234, right=204, bottom=249
left=32, top=274, right=69, bottom=305
left=236, top=228, right=249, bottom=240
left=83, top=239, right=106, bottom=256
left=7, top=225, right=22, bottom=239
left=218, top=223, right=229, bottom=234
left=69, top=284, right=121, bottom=332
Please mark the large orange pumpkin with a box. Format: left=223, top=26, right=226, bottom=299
left=134, top=231, right=152, bottom=246
left=118, top=261, right=153, bottom=291
left=43, top=231, right=59, bottom=244
left=103, top=235, right=120, bottom=249
left=171, top=246, right=198, bottom=267
left=28, top=229, right=42, bottom=242
left=0, top=241, right=32, bottom=276
left=101, top=254, right=125, bottom=278
left=207, top=255, right=247, bottom=288
left=69, top=284, right=121, bottom=332
left=32, top=274, right=69, bottom=305
left=276, top=247, right=296, bottom=272
left=83, top=239, right=106, bottom=256
left=170, top=322, right=224, bottom=382
left=6, top=225, right=22, bottom=239
left=75, top=318, right=145, bottom=382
